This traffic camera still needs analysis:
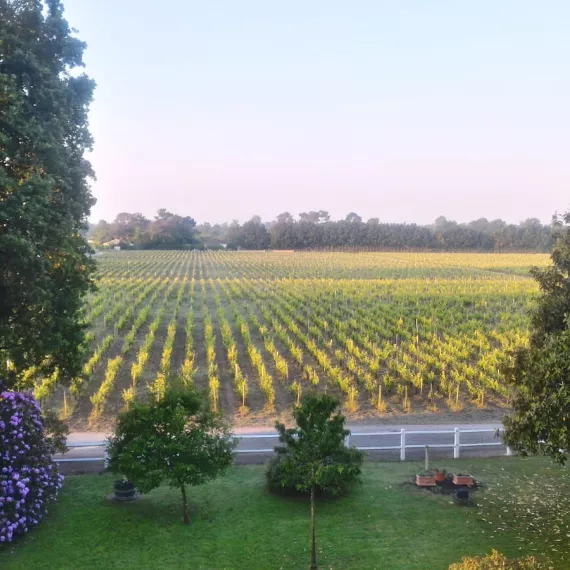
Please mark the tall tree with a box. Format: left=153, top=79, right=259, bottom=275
left=299, top=211, right=321, bottom=223
left=113, top=212, right=149, bottom=244
left=270, top=212, right=296, bottom=249
left=148, top=209, right=198, bottom=249
left=0, top=0, right=96, bottom=388
left=276, top=211, right=294, bottom=224
left=344, top=212, right=362, bottom=224
left=229, top=216, right=270, bottom=249
left=503, top=212, right=570, bottom=464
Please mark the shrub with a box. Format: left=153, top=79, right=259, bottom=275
left=0, top=390, right=68, bottom=543
left=449, top=550, right=552, bottom=569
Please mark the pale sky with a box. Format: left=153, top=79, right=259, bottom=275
left=64, top=0, right=570, bottom=225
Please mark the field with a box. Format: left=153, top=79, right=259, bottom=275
left=0, top=457, right=565, bottom=569
left=32, top=251, right=549, bottom=429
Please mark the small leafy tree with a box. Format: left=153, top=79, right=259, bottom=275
left=106, top=387, right=236, bottom=524
left=266, top=394, right=364, bottom=569
left=503, top=212, right=570, bottom=463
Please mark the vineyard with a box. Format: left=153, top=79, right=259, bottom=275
left=33, top=251, right=548, bottom=428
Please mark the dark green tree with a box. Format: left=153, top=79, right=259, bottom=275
left=503, top=212, right=570, bottom=464
left=0, top=0, right=96, bottom=388
left=229, top=215, right=270, bottom=249
left=267, top=394, right=364, bottom=569
left=89, top=210, right=199, bottom=249
left=106, top=388, right=236, bottom=524
left=526, top=213, right=570, bottom=344
left=344, top=212, right=362, bottom=224
left=147, top=209, right=198, bottom=249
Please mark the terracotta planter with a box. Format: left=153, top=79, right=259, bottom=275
left=452, top=474, right=474, bottom=487
left=416, top=474, right=436, bottom=487
left=435, top=471, right=446, bottom=483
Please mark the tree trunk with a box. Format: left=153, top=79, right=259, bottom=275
left=180, top=484, right=189, bottom=524
left=310, top=483, right=317, bottom=569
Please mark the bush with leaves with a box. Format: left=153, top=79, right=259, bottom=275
left=0, top=389, right=68, bottom=543
left=267, top=394, right=364, bottom=496
left=503, top=212, right=570, bottom=463
left=448, top=549, right=552, bottom=569
left=106, top=386, right=236, bottom=524
left=266, top=394, right=364, bottom=569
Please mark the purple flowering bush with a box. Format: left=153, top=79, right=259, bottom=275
left=0, top=390, right=67, bottom=544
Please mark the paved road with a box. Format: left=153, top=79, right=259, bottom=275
left=57, top=422, right=506, bottom=473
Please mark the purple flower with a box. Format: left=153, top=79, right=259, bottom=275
left=0, top=390, right=64, bottom=543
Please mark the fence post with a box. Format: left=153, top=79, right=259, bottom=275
left=453, top=427, right=460, bottom=459
left=400, top=429, right=406, bottom=461
left=506, top=446, right=512, bottom=456
left=345, top=434, right=351, bottom=448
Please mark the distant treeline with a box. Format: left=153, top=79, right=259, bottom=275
left=89, top=210, right=555, bottom=252
left=89, top=209, right=200, bottom=250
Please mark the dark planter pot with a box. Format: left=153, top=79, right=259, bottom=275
left=454, top=488, right=472, bottom=506
left=113, top=480, right=136, bottom=502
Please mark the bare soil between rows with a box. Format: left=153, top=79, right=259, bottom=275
left=64, top=403, right=508, bottom=432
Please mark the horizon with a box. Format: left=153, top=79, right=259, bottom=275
left=63, top=1, right=570, bottom=225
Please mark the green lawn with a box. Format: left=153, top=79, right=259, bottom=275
left=0, top=457, right=565, bottom=570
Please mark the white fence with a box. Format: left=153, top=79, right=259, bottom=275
left=55, top=427, right=510, bottom=464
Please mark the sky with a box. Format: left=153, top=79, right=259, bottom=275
left=63, top=0, right=570, bottom=226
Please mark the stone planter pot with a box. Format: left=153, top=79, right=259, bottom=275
left=113, top=480, right=136, bottom=502
left=416, top=474, right=436, bottom=487
left=452, top=474, right=474, bottom=487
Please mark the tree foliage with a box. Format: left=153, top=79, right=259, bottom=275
left=0, top=0, right=96, bottom=387
left=266, top=394, right=364, bottom=569
left=92, top=211, right=554, bottom=252
left=503, top=212, right=570, bottom=464
left=267, top=394, right=364, bottom=496
left=89, top=210, right=198, bottom=249
left=527, top=213, right=570, bottom=343
left=226, top=215, right=270, bottom=250
left=106, top=388, right=236, bottom=524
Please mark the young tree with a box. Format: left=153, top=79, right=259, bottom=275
left=267, top=394, right=364, bottom=569
left=106, top=387, right=236, bottom=524
left=0, top=1, right=96, bottom=388
left=503, top=212, right=570, bottom=464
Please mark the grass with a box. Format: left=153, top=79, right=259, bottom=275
left=0, top=457, right=565, bottom=570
